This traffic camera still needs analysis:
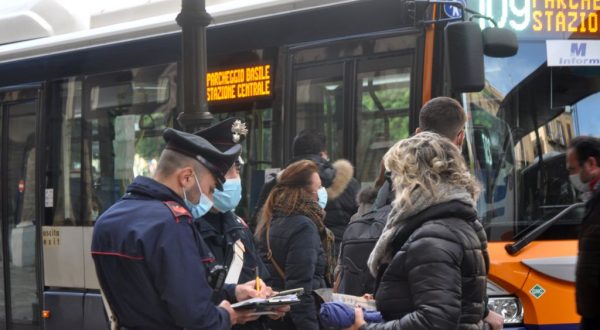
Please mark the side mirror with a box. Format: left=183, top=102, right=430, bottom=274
left=483, top=27, right=518, bottom=57
left=445, top=21, right=485, bottom=93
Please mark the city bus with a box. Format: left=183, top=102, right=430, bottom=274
left=0, top=0, right=593, bottom=329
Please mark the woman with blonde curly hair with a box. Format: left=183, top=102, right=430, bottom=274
left=348, top=131, right=489, bottom=330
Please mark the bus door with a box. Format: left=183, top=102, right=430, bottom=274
left=0, top=86, right=42, bottom=329
left=42, top=64, right=177, bottom=330
left=286, top=31, right=419, bottom=187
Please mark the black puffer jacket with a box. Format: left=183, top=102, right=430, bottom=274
left=576, top=184, right=600, bottom=318
left=361, top=201, right=489, bottom=330
left=251, top=154, right=359, bottom=255
left=258, top=215, right=327, bottom=330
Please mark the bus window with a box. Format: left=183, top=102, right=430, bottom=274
left=83, top=63, right=177, bottom=225
left=49, top=78, right=82, bottom=227
left=355, top=55, right=411, bottom=186
left=294, top=64, right=345, bottom=161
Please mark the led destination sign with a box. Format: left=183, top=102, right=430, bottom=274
left=206, top=64, right=271, bottom=102
left=470, top=0, right=600, bottom=36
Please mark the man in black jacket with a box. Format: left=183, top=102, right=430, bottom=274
left=251, top=129, right=360, bottom=257
left=566, top=136, right=600, bottom=330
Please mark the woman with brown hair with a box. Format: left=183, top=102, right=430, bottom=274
left=256, top=159, right=334, bottom=330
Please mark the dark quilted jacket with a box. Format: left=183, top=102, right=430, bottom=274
left=361, top=201, right=489, bottom=330
left=258, top=215, right=326, bottom=330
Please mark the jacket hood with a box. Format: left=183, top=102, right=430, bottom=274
left=357, top=186, right=379, bottom=205
left=126, top=176, right=187, bottom=207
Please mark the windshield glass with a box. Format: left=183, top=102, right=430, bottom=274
left=465, top=40, right=600, bottom=242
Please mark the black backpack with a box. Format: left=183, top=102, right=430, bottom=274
left=337, top=204, right=391, bottom=296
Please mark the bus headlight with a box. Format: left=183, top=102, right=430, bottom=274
left=487, top=296, right=524, bottom=324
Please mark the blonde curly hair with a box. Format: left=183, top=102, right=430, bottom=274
left=383, top=131, right=480, bottom=209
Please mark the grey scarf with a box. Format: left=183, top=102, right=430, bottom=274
left=367, top=183, right=476, bottom=276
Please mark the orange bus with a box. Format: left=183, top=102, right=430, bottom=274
left=463, top=1, right=600, bottom=329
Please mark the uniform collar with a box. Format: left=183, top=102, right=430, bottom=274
left=126, top=176, right=187, bottom=208
left=198, top=211, right=244, bottom=236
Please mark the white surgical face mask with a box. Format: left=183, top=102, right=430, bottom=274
left=569, top=173, right=590, bottom=193
left=317, top=187, right=328, bottom=209
left=183, top=172, right=214, bottom=219
left=212, top=178, right=242, bottom=213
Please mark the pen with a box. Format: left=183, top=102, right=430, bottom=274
left=255, top=266, right=261, bottom=293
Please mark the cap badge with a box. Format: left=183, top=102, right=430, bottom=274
left=231, top=120, right=248, bottom=143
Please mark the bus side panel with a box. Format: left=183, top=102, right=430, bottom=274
left=83, top=293, right=109, bottom=330
left=43, top=292, right=83, bottom=330
left=521, top=270, right=578, bottom=327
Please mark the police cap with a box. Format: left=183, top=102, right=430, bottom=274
left=163, top=128, right=241, bottom=190
left=194, top=117, right=248, bottom=152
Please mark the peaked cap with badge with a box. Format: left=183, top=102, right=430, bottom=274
left=194, top=117, right=248, bottom=151
left=163, top=128, right=241, bottom=190
left=195, top=117, right=248, bottom=164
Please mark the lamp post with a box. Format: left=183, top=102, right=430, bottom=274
left=176, top=0, right=213, bottom=132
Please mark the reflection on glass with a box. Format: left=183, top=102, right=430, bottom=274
left=84, top=64, right=176, bottom=224
left=295, top=72, right=344, bottom=161
left=465, top=46, right=595, bottom=241
left=5, top=100, right=39, bottom=325
left=356, top=61, right=411, bottom=186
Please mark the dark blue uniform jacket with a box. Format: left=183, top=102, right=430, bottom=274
left=197, top=211, right=269, bottom=283
left=91, top=176, right=236, bottom=330
left=198, top=212, right=270, bottom=330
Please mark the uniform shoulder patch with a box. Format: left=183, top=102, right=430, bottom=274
left=162, top=201, right=192, bottom=224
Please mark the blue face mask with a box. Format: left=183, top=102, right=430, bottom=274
left=212, top=178, right=242, bottom=213
left=183, top=172, right=214, bottom=219
left=317, top=186, right=328, bottom=209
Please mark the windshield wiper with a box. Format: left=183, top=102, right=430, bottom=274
left=505, top=202, right=585, bottom=255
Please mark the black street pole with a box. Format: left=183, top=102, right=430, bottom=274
left=176, top=0, right=213, bottom=132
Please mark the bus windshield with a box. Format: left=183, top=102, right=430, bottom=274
left=465, top=40, right=600, bottom=242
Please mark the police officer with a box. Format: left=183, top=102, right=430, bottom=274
left=195, top=118, right=273, bottom=330
left=91, top=128, right=269, bottom=330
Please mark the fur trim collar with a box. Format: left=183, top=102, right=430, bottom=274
left=327, top=159, right=354, bottom=200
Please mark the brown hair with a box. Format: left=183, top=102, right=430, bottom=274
left=419, top=96, right=466, bottom=140
left=373, top=160, right=387, bottom=189
left=255, top=160, right=319, bottom=238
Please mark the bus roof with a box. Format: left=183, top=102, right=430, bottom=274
left=0, top=0, right=358, bottom=64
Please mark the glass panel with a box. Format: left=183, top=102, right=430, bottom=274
left=355, top=56, right=411, bottom=187
left=48, top=78, right=82, bottom=226
left=465, top=39, right=599, bottom=241
left=295, top=65, right=344, bottom=161
left=5, top=100, right=39, bottom=325
left=83, top=64, right=177, bottom=224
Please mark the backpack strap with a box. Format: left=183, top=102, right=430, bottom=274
left=265, top=222, right=286, bottom=281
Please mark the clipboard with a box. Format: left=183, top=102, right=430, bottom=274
left=231, top=294, right=300, bottom=311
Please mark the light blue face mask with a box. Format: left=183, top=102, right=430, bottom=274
left=213, top=178, right=242, bottom=213
left=317, top=186, right=328, bottom=209
left=183, top=172, right=214, bottom=219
